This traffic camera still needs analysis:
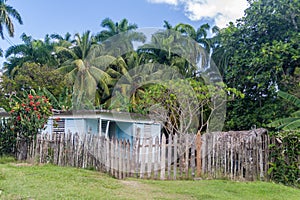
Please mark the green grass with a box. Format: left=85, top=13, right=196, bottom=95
left=0, top=157, right=299, bottom=200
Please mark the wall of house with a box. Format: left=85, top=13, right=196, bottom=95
left=115, top=122, right=133, bottom=142
left=84, top=119, right=99, bottom=134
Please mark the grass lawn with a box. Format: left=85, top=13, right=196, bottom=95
left=0, top=158, right=299, bottom=200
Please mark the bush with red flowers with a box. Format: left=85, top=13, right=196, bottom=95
left=9, top=90, right=53, bottom=159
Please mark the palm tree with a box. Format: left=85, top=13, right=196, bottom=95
left=138, top=29, right=203, bottom=78
left=49, top=32, right=74, bottom=65
left=96, top=18, right=138, bottom=42
left=174, top=23, right=197, bottom=39
left=268, top=91, right=300, bottom=131
left=163, top=20, right=173, bottom=30
left=96, top=18, right=146, bottom=58
left=0, top=0, right=23, bottom=39
left=56, top=31, right=115, bottom=109
left=109, top=52, right=175, bottom=112
left=4, top=33, right=58, bottom=77
left=173, top=23, right=217, bottom=54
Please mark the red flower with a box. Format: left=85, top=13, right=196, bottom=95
left=33, top=107, right=37, bottom=111
left=10, top=110, right=14, bottom=114
left=36, top=102, right=40, bottom=106
left=16, top=116, right=21, bottom=121
left=28, top=94, right=33, bottom=100
left=25, top=107, right=30, bottom=112
left=55, top=117, right=60, bottom=122
left=21, top=103, right=26, bottom=107
left=38, top=114, right=41, bottom=119
left=29, top=101, right=35, bottom=106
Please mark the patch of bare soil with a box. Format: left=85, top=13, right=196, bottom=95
left=117, top=180, right=196, bottom=200
left=12, top=163, right=33, bottom=167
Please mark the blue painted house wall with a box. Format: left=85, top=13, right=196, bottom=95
left=43, top=111, right=161, bottom=145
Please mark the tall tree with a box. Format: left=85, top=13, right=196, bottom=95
left=138, top=29, right=204, bottom=78
left=96, top=18, right=145, bottom=58
left=56, top=31, right=115, bottom=109
left=213, top=0, right=300, bottom=130
left=4, top=33, right=58, bottom=77
left=0, top=0, right=23, bottom=39
left=50, top=32, right=73, bottom=64
left=96, top=18, right=138, bottom=42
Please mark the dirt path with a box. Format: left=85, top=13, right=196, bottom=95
left=116, top=180, right=196, bottom=200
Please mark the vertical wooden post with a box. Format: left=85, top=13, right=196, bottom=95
left=147, top=138, right=153, bottom=179
left=126, top=140, right=131, bottom=177
left=202, top=134, right=206, bottom=174
left=196, top=132, right=202, bottom=177
left=105, top=137, right=110, bottom=173
left=185, top=135, right=189, bottom=179
left=58, top=133, right=64, bottom=166
left=160, top=134, right=166, bottom=180
left=191, top=140, right=196, bottom=178
left=154, top=136, right=159, bottom=179
left=167, top=135, right=172, bottom=180
left=140, top=138, right=146, bottom=179
left=114, top=138, right=118, bottom=178
left=110, top=138, right=114, bottom=176
left=173, top=134, right=178, bottom=180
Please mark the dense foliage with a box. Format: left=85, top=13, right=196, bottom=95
left=0, top=0, right=299, bottom=186
left=8, top=90, right=53, bottom=159
left=9, top=91, right=52, bottom=140
left=0, top=118, right=15, bottom=156
left=269, top=131, right=300, bottom=187
left=213, top=0, right=300, bottom=130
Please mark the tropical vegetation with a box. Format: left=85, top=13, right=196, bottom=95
left=0, top=0, right=299, bottom=188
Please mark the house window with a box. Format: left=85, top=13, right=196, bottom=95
left=53, top=119, right=65, bottom=133
left=144, top=124, right=152, bottom=139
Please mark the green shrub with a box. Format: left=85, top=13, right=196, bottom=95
left=268, top=131, right=300, bottom=187
left=0, top=118, right=16, bottom=156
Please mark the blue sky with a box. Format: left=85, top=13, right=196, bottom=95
left=0, top=0, right=249, bottom=67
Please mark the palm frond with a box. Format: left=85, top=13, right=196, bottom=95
left=90, top=55, right=115, bottom=69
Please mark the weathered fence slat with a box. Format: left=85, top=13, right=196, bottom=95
left=173, top=134, right=178, bottom=180
left=196, top=133, right=202, bottom=177
left=30, top=128, right=269, bottom=181
left=154, top=136, right=159, bottom=179
left=167, top=135, right=172, bottom=180
left=160, top=134, right=166, bottom=180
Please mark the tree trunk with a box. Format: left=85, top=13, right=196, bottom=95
left=17, top=139, right=28, bottom=160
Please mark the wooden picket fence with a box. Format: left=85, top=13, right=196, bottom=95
left=26, top=128, right=270, bottom=181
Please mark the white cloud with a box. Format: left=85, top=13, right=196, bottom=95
left=147, top=0, right=249, bottom=28
left=147, top=0, right=178, bottom=6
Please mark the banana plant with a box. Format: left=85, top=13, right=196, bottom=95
left=268, top=91, right=300, bottom=131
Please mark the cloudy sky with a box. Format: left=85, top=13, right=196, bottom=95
left=0, top=0, right=249, bottom=66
